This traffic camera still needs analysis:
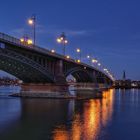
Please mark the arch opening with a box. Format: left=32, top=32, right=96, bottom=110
left=65, top=67, right=96, bottom=83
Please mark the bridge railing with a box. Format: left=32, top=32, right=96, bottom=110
left=0, top=32, right=21, bottom=45
left=0, top=32, right=73, bottom=59
left=0, top=32, right=37, bottom=49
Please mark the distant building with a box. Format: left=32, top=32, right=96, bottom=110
left=123, top=70, right=126, bottom=80
left=115, top=71, right=131, bottom=88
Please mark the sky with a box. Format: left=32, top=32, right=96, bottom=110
left=0, top=0, right=140, bottom=80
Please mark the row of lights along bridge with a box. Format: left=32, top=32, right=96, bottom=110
left=19, top=15, right=114, bottom=81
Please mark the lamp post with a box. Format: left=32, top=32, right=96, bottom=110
left=28, top=14, right=36, bottom=46
left=76, top=48, right=81, bottom=61
left=57, top=32, right=68, bottom=56
left=87, top=55, right=92, bottom=65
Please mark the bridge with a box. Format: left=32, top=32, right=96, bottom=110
left=0, top=32, right=114, bottom=85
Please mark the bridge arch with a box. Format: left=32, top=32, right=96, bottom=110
left=0, top=49, right=55, bottom=83
left=65, top=67, right=96, bottom=83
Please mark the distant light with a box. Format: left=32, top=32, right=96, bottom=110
left=77, top=59, right=81, bottom=63
left=51, top=49, right=55, bottom=53
left=87, top=55, right=90, bottom=59
left=84, top=67, right=86, bottom=69
left=20, top=38, right=24, bottom=42
left=66, top=55, right=70, bottom=59
left=98, top=63, right=101, bottom=66
left=76, top=48, right=80, bottom=53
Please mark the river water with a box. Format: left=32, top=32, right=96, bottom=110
left=0, top=86, right=140, bottom=140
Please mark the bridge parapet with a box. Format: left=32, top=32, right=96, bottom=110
left=0, top=32, right=26, bottom=47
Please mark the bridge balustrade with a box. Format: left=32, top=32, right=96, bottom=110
left=0, top=32, right=21, bottom=45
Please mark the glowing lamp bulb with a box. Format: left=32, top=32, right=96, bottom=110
left=20, top=38, right=24, bottom=42
left=66, top=55, right=70, bottom=59
left=27, top=39, right=33, bottom=45
left=77, top=59, right=81, bottom=63
left=60, top=37, right=63, bottom=41
left=65, top=40, right=68, bottom=44
left=28, top=19, right=33, bottom=25
left=51, top=49, right=55, bottom=53
left=77, top=48, right=80, bottom=53
left=92, top=59, right=96, bottom=63
left=57, top=38, right=61, bottom=43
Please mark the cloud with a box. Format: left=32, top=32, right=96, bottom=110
left=35, top=24, right=93, bottom=37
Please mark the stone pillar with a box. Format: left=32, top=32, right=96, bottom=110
left=93, top=71, right=99, bottom=88
left=54, top=59, right=67, bottom=84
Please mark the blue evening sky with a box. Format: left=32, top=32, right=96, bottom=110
left=0, top=0, right=140, bottom=80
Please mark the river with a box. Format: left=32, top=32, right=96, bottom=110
left=0, top=86, right=140, bottom=140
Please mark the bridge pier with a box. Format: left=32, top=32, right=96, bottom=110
left=54, top=60, right=67, bottom=84
left=16, top=83, right=75, bottom=98
left=11, top=82, right=112, bottom=99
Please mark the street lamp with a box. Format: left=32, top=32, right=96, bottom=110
left=104, top=68, right=106, bottom=71
left=87, top=55, right=90, bottom=59
left=20, top=35, right=33, bottom=46
left=57, top=32, right=68, bottom=56
left=76, top=48, right=81, bottom=61
left=92, top=58, right=98, bottom=63
left=28, top=14, right=36, bottom=46
left=87, top=55, right=93, bottom=65
left=66, top=55, right=70, bottom=59
left=77, top=59, right=81, bottom=63
left=98, top=63, right=101, bottom=66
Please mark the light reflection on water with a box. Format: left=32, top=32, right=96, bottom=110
left=53, top=89, right=115, bottom=140
left=1, top=87, right=140, bottom=140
